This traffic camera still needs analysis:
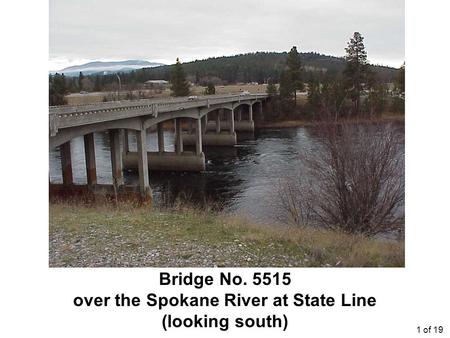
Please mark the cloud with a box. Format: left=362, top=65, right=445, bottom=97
left=50, top=0, right=404, bottom=68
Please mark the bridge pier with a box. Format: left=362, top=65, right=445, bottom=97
left=206, top=106, right=254, bottom=133
left=136, top=129, right=151, bottom=199
left=124, top=118, right=205, bottom=172
left=60, top=141, right=73, bottom=185
left=109, top=129, right=124, bottom=187
left=195, top=118, right=202, bottom=155
left=157, top=123, right=164, bottom=154
left=229, top=108, right=235, bottom=134
left=122, top=129, right=130, bottom=154
left=83, top=133, right=97, bottom=186
left=215, top=110, right=221, bottom=133
left=184, top=112, right=236, bottom=147
left=174, top=118, right=183, bottom=154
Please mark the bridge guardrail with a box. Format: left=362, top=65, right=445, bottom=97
left=49, top=93, right=268, bottom=132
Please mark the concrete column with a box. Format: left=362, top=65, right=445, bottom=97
left=188, top=119, right=193, bottom=134
left=157, top=123, right=164, bottom=154
left=123, top=129, right=129, bottom=153
left=60, top=141, right=73, bottom=185
left=249, top=104, right=253, bottom=121
left=83, top=133, right=97, bottom=186
left=201, top=115, right=207, bottom=134
left=109, top=129, right=123, bottom=186
left=175, top=118, right=183, bottom=154
left=136, top=129, right=151, bottom=199
left=215, top=111, right=221, bottom=133
left=259, top=102, right=263, bottom=115
left=195, top=118, right=203, bottom=155
left=237, top=109, right=242, bottom=121
left=229, top=109, right=235, bottom=134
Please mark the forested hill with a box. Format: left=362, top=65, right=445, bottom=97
left=118, top=52, right=399, bottom=85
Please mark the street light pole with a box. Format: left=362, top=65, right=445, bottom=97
left=116, top=74, right=121, bottom=101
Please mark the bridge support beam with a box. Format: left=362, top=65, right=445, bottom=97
left=229, top=109, right=235, bottom=134
left=175, top=118, right=183, bottom=154
left=109, top=129, right=124, bottom=187
left=136, top=129, right=151, bottom=199
left=157, top=123, right=165, bottom=154
left=83, top=133, right=97, bottom=186
left=195, top=118, right=203, bottom=155
left=215, top=111, right=221, bottom=133
left=60, top=141, right=73, bottom=185
left=249, top=104, right=253, bottom=121
left=122, top=129, right=129, bottom=154
left=201, top=115, right=207, bottom=134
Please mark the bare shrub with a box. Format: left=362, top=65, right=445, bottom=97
left=279, top=121, right=404, bottom=236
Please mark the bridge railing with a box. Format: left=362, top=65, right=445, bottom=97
left=49, top=93, right=268, bottom=133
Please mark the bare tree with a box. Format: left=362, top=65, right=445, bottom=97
left=278, top=121, right=404, bottom=236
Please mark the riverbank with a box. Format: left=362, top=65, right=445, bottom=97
left=49, top=203, right=404, bottom=267
left=255, top=113, right=405, bottom=129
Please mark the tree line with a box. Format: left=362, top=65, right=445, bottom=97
left=267, top=32, right=405, bottom=118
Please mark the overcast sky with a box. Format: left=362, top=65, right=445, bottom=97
left=49, top=0, right=404, bottom=71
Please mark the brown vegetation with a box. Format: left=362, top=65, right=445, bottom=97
left=278, top=120, right=404, bottom=236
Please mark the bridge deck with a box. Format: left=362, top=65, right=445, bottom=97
left=49, top=93, right=267, bottom=135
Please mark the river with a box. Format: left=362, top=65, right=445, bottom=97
left=49, top=123, right=405, bottom=225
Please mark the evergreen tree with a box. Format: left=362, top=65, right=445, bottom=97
left=286, top=46, right=303, bottom=106
left=266, top=80, right=278, bottom=97
left=396, top=62, right=405, bottom=96
left=49, top=73, right=67, bottom=106
left=391, top=62, right=405, bottom=114
left=170, top=58, right=190, bottom=97
left=344, top=32, right=368, bottom=115
left=279, top=70, right=294, bottom=112
left=204, top=82, right=215, bottom=95
left=93, top=75, right=102, bottom=92
left=307, top=78, right=321, bottom=113
left=78, top=71, right=85, bottom=91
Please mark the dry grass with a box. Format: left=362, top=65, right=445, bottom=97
left=49, top=202, right=404, bottom=267
left=64, top=84, right=269, bottom=106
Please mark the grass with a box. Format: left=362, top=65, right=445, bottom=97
left=49, top=202, right=404, bottom=267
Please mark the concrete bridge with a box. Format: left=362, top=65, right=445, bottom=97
left=49, top=93, right=268, bottom=201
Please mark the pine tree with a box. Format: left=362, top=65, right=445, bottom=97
left=170, top=58, right=190, bottom=97
left=279, top=70, right=294, bottom=112
left=49, top=73, right=67, bottom=106
left=94, top=75, right=102, bottom=92
left=286, top=46, right=303, bottom=106
left=307, top=78, right=321, bottom=113
left=396, top=62, right=405, bottom=96
left=78, top=71, right=85, bottom=91
left=344, top=32, right=368, bottom=115
left=266, top=80, right=278, bottom=97
left=204, top=82, right=215, bottom=95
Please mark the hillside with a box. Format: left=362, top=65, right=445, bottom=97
left=124, top=52, right=399, bottom=85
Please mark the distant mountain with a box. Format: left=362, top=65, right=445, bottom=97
left=53, top=60, right=165, bottom=76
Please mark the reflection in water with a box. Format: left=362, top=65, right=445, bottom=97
left=49, top=123, right=405, bottom=225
